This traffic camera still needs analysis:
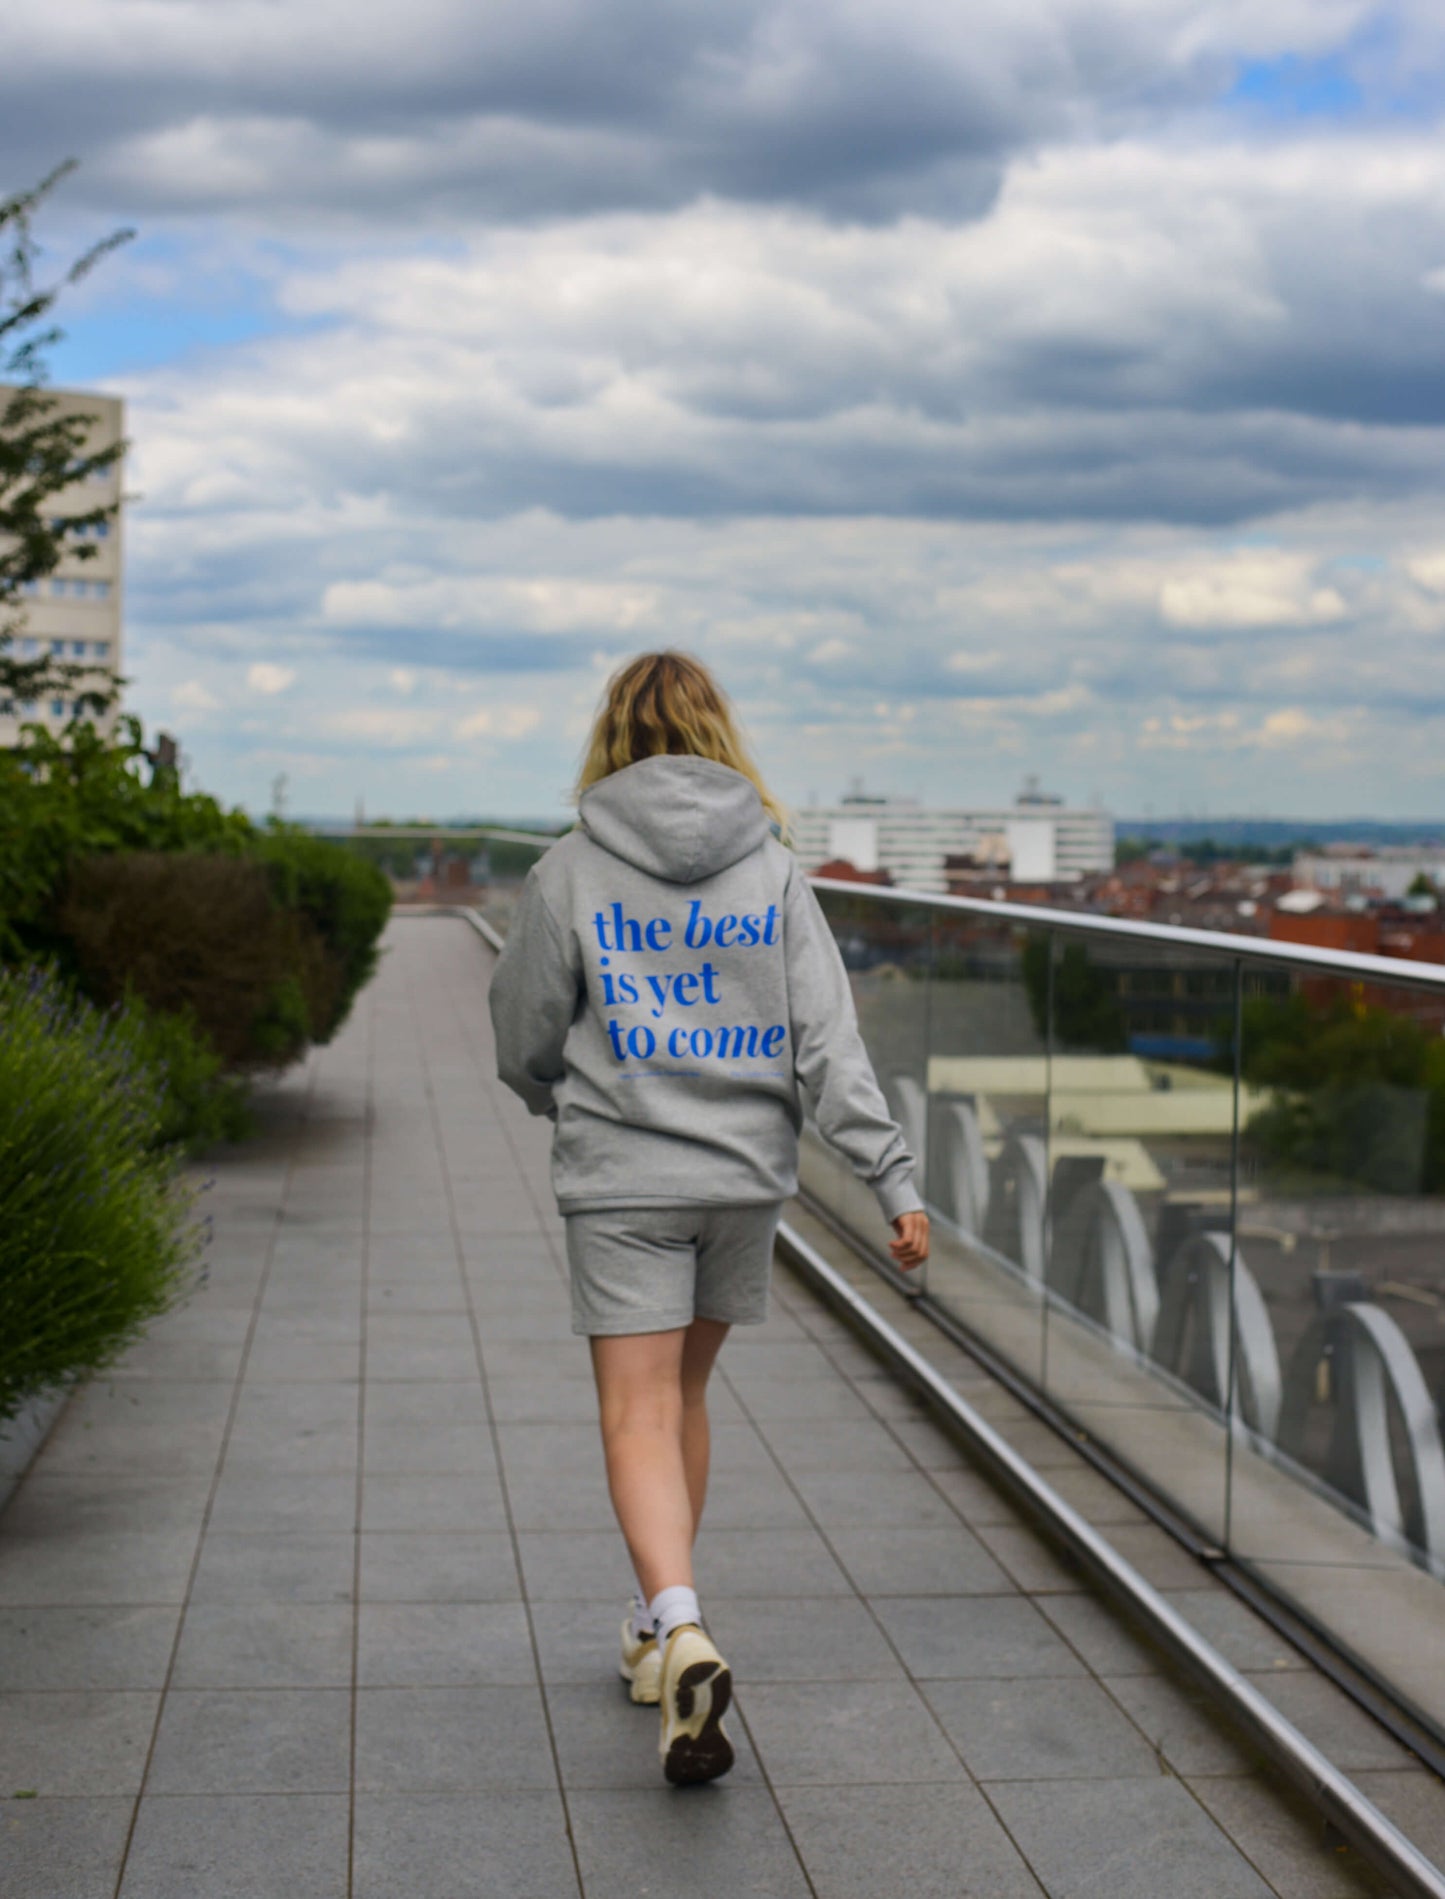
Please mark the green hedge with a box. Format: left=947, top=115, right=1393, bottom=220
left=0, top=962, right=207, bottom=1425
left=1, top=714, right=393, bottom=1104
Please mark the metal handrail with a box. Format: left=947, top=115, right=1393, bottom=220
left=809, top=874, right=1445, bottom=993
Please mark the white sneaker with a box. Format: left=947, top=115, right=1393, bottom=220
left=619, top=1614, right=662, bottom=1705
left=658, top=1624, right=734, bottom=1785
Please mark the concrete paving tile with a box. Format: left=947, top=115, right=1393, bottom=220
left=741, top=1678, right=964, bottom=1785
left=366, top=1280, right=470, bottom=1314
left=359, top=1530, right=520, bottom=1601
left=0, top=1530, right=199, bottom=1607
left=504, top=1459, right=625, bottom=1532
left=567, top=1788, right=812, bottom=1899
left=147, top=1688, right=350, bottom=1793
left=693, top=1526, right=855, bottom=1597
left=364, top=1336, right=480, bottom=1380
left=883, top=1595, right=1088, bottom=1681
left=106, top=1338, right=247, bottom=1383
left=545, top=1681, right=764, bottom=1788
left=357, top=1600, right=535, bottom=1686
left=755, top=1418, right=917, bottom=1473
left=494, top=1421, right=608, bottom=1472
left=190, top=1533, right=356, bottom=1605
left=119, top=1793, right=350, bottom=1899
left=515, top=1530, right=644, bottom=1603
left=487, top=1375, right=602, bottom=1423
left=929, top=1676, right=1163, bottom=1782
left=0, top=1606, right=178, bottom=1689
left=530, top=1600, right=633, bottom=1687
left=472, top=1307, right=574, bottom=1343
left=41, top=1389, right=229, bottom=1478
left=686, top=1464, right=811, bottom=1530
left=0, top=1469, right=209, bottom=1539
left=883, top=1415, right=974, bottom=1468
left=777, top=1782, right=1045, bottom=1898
left=704, top=1596, right=906, bottom=1683
left=353, top=1686, right=556, bottom=1790
left=830, top=1521, right=1011, bottom=1597
left=222, top=1416, right=358, bottom=1477
left=715, top=1340, right=842, bottom=1380
left=0, top=1691, right=159, bottom=1795
left=360, top=1418, right=497, bottom=1475
left=723, top=1375, right=875, bottom=1422
left=1036, top=1593, right=1164, bottom=1677
left=242, top=1338, right=360, bottom=1382
left=251, top=1313, right=361, bottom=1348
left=987, top=1777, right=1275, bottom=1898
left=360, top=1469, right=508, bottom=1534
left=928, top=1462, right=1030, bottom=1527
left=0, top=1794, right=134, bottom=1899
left=476, top=1341, right=595, bottom=1382
left=973, top=1522, right=1090, bottom=1595
left=352, top=1789, right=579, bottom=1899
left=1101, top=1673, right=1259, bottom=1776
left=1184, top=1775, right=1392, bottom=1898
left=171, top=1603, right=354, bottom=1688
left=208, top=1470, right=358, bottom=1536
left=789, top=1467, right=962, bottom=1531
left=1245, top=1672, right=1421, bottom=1773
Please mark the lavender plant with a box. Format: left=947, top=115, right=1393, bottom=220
left=0, top=961, right=207, bottom=1425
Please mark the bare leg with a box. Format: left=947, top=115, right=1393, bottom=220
left=589, top=1317, right=733, bottom=1604
left=590, top=1328, right=693, bottom=1602
left=680, top=1317, right=730, bottom=1535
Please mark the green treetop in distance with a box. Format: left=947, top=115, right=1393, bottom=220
left=1, top=160, right=133, bottom=725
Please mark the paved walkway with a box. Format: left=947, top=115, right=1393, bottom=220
left=1, top=914, right=1437, bottom=1896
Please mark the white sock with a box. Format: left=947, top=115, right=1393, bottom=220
left=649, top=1584, right=701, bottom=1647
left=628, top=1592, right=655, bottom=1642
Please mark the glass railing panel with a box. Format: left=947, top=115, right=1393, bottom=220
left=1226, top=957, right=1445, bottom=1720
left=1035, top=929, right=1239, bottom=1542
left=911, top=905, right=1049, bottom=1387
left=800, top=886, right=937, bottom=1285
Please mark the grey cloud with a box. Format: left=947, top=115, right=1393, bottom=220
left=0, top=0, right=1364, bottom=226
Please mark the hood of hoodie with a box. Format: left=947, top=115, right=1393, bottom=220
left=578, top=755, right=770, bottom=885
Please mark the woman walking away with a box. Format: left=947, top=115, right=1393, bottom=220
left=489, top=650, right=929, bottom=1786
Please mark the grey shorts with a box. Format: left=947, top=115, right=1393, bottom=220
left=563, top=1202, right=785, bottom=1337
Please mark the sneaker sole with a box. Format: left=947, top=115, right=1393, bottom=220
left=662, top=1658, right=734, bottom=1785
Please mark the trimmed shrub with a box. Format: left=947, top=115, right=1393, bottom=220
left=56, top=850, right=336, bottom=1070
left=0, top=962, right=206, bottom=1426
left=252, top=822, right=393, bottom=1044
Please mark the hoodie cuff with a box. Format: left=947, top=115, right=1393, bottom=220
left=873, top=1164, right=925, bottom=1224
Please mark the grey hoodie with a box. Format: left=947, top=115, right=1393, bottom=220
left=489, top=754, right=922, bottom=1223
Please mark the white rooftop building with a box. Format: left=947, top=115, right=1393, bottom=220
left=0, top=387, right=125, bottom=744
left=791, top=778, right=1114, bottom=893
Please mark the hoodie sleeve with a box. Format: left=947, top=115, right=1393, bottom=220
left=783, top=867, right=925, bottom=1224
left=489, top=868, right=580, bottom=1120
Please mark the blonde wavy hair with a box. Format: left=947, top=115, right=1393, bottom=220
left=575, top=650, right=789, bottom=837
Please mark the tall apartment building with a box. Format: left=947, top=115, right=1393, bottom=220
left=790, top=778, right=1115, bottom=892
left=0, top=387, right=124, bottom=743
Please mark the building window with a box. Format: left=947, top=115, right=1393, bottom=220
left=94, top=521, right=110, bottom=539
left=71, top=640, right=87, bottom=658
left=19, top=637, right=37, bottom=656
left=50, top=698, right=65, bottom=717
left=50, top=639, right=65, bottom=656
left=90, top=640, right=110, bottom=659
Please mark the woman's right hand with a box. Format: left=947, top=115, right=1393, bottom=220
left=889, top=1210, right=929, bottom=1271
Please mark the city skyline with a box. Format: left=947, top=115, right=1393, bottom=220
left=6, top=2, right=1445, bottom=822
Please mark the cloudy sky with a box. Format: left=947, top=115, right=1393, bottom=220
left=10, top=0, right=1445, bottom=822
